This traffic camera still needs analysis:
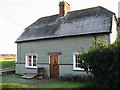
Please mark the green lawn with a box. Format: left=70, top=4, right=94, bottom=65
left=2, top=74, right=38, bottom=85
left=38, top=80, right=87, bottom=88
left=0, top=83, right=28, bottom=88
left=1, top=74, right=87, bottom=88
left=0, top=61, right=15, bottom=69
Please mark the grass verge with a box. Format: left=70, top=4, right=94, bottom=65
left=38, top=80, right=87, bottom=88
left=0, top=83, right=28, bottom=88
left=2, top=74, right=39, bottom=85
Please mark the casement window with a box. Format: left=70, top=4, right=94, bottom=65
left=73, top=53, right=84, bottom=70
left=25, top=54, right=37, bottom=68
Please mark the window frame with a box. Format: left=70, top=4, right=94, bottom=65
left=73, top=53, right=84, bottom=70
left=25, top=54, right=37, bottom=68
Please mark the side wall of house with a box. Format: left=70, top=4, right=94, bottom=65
left=110, top=15, right=118, bottom=44
left=16, top=34, right=110, bottom=77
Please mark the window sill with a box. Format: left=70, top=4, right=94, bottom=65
left=25, top=66, right=37, bottom=69
left=73, top=68, right=84, bottom=71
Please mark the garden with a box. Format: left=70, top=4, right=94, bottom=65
left=1, top=74, right=87, bottom=88
left=0, top=55, right=87, bottom=89
left=2, top=33, right=120, bottom=88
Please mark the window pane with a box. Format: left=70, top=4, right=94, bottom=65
left=33, top=55, right=36, bottom=59
left=28, top=56, right=32, bottom=66
left=76, top=60, right=78, bottom=63
left=75, top=55, right=77, bottom=61
left=33, top=55, right=37, bottom=66
left=33, top=61, right=36, bottom=66
left=78, top=64, right=81, bottom=67
left=76, top=64, right=78, bottom=67
left=75, top=54, right=80, bottom=68
left=78, top=60, right=80, bottom=63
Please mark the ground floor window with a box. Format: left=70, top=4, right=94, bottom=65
left=25, top=54, right=37, bottom=68
left=73, top=53, right=84, bottom=70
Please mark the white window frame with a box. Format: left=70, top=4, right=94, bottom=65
left=73, top=53, right=84, bottom=70
left=25, top=54, right=37, bottom=68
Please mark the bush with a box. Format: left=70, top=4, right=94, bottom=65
left=60, top=74, right=87, bottom=82
left=81, top=40, right=120, bottom=88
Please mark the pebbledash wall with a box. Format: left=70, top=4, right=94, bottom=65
left=16, top=33, right=110, bottom=77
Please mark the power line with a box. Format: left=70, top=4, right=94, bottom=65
left=0, top=12, right=23, bottom=27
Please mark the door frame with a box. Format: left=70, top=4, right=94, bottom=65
left=49, top=55, right=60, bottom=77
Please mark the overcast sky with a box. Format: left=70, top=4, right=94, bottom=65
left=0, top=0, right=119, bottom=54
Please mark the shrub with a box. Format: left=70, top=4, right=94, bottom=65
left=60, top=74, right=87, bottom=82
left=80, top=39, right=120, bottom=88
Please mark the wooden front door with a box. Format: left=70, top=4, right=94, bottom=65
left=50, top=55, right=59, bottom=77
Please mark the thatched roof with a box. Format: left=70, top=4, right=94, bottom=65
left=16, top=6, right=115, bottom=43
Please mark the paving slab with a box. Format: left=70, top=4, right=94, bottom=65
left=21, top=73, right=37, bottom=79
